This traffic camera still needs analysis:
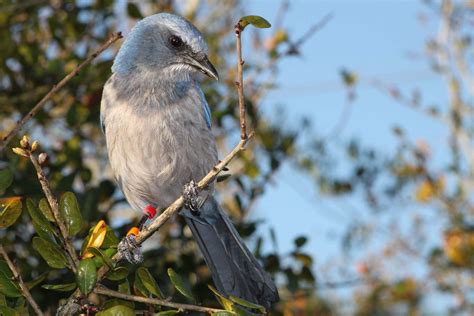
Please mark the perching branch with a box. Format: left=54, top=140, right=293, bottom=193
left=0, top=245, right=44, bottom=316
left=235, top=22, right=247, bottom=140
left=95, top=286, right=225, bottom=314
left=0, top=32, right=122, bottom=152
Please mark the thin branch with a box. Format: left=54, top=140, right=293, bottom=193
left=29, top=152, right=79, bottom=272
left=95, top=286, right=225, bottom=314
left=0, top=32, right=123, bottom=152
left=0, top=245, right=44, bottom=316
left=293, top=13, right=333, bottom=49
left=235, top=22, right=247, bottom=140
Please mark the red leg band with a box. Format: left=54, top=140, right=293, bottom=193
left=144, top=205, right=157, bottom=218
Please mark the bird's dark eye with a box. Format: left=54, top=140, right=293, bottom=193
left=169, top=35, right=184, bottom=48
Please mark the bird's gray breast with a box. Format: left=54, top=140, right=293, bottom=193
left=101, top=74, right=218, bottom=211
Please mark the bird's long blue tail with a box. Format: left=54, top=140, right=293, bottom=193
left=183, top=197, right=279, bottom=309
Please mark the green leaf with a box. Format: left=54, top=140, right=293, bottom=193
left=127, top=3, right=143, bottom=19
left=167, top=268, right=194, bottom=300
left=294, top=236, right=308, bottom=248
left=155, top=311, right=180, bottom=316
left=208, top=285, right=233, bottom=311
left=0, top=305, right=18, bottom=316
left=137, top=267, right=163, bottom=298
left=0, top=200, right=22, bottom=229
left=217, top=174, right=232, bottom=182
left=32, top=237, right=68, bottom=269
left=41, top=283, right=77, bottom=292
left=76, top=258, right=97, bottom=295
left=97, top=305, right=134, bottom=316
left=102, top=227, right=120, bottom=248
left=238, top=15, right=271, bottom=30
left=106, top=266, right=129, bottom=281
left=85, top=247, right=114, bottom=269
left=103, top=299, right=134, bottom=310
left=133, top=271, right=148, bottom=297
left=0, top=293, right=6, bottom=306
left=38, top=198, right=55, bottom=222
left=59, top=192, right=84, bottom=236
left=211, top=312, right=235, bottom=316
left=118, top=279, right=131, bottom=294
left=26, top=199, right=57, bottom=243
left=26, top=273, right=47, bottom=290
left=229, top=296, right=265, bottom=313
left=0, top=261, right=21, bottom=298
left=0, top=169, right=13, bottom=195
left=231, top=305, right=261, bottom=316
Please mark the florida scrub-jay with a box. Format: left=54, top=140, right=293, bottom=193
left=100, top=13, right=279, bottom=308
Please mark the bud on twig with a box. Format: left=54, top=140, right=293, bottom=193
left=38, top=153, right=48, bottom=165
left=12, top=147, right=29, bottom=158
left=31, top=141, right=39, bottom=152
left=20, top=135, right=30, bottom=149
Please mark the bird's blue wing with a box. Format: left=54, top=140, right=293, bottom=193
left=202, top=101, right=212, bottom=129
left=196, top=87, right=212, bottom=129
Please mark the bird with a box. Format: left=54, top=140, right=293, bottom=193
left=100, top=13, right=279, bottom=309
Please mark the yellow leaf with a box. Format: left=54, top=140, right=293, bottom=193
left=444, top=229, right=474, bottom=266
left=0, top=196, right=22, bottom=207
left=82, top=220, right=107, bottom=259
left=415, top=178, right=444, bottom=203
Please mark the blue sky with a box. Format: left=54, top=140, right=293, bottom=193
left=246, top=0, right=452, bottom=311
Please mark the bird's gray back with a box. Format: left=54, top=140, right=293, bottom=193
left=101, top=73, right=218, bottom=211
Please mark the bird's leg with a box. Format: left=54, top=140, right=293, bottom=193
left=182, top=180, right=200, bottom=215
left=118, top=205, right=157, bottom=264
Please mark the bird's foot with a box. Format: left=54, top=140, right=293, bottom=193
left=118, top=234, right=143, bottom=264
left=118, top=205, right=157, bottom=264
left=183, top=180, right=200, bottom=215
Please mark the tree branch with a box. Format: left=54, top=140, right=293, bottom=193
left=29, top=151, right=79, bottom=273
left=0, top=32, right=123, bottom=152
left=0, top=245, right=44, bottom=316
left=235, top=22, right=247, bottom=140
left=94, top=286, right=225, bottom=314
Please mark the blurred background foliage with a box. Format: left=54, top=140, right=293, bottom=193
left=0, top=0, right=473, bottom=315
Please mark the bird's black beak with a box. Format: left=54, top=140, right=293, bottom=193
left=186, top=54, right=219, bottom=80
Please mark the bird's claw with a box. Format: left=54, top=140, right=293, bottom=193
left=118, top=235, right=143, bottom=264
left=183, top=180, right=200, bottom=215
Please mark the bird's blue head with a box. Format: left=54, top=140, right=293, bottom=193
left=112, top=13, right=218, bottom=81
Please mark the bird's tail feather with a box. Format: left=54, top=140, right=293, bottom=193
left=184, top=197, right=279, bottom=309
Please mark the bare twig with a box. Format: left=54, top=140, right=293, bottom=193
left=235, top=22, right=247, bottom=140
left=29, top=152, right=79, bottom=273
left=95, top=286, right=225, bottom=314
left=0, top=32, right=123, bottom=152
left=0, top=245, right=44, bottom=316
left=292, top=13, right=333, bottom=49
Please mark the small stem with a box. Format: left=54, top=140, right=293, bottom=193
left=0, top=32, right=123, bottom=152
left=0, top=245, right=44, bottom=316
left=235, top=22, right=247, bottom=140
left=95, top=286, right=224, bottom=314
left=29, top=153, right=79, bottom=272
